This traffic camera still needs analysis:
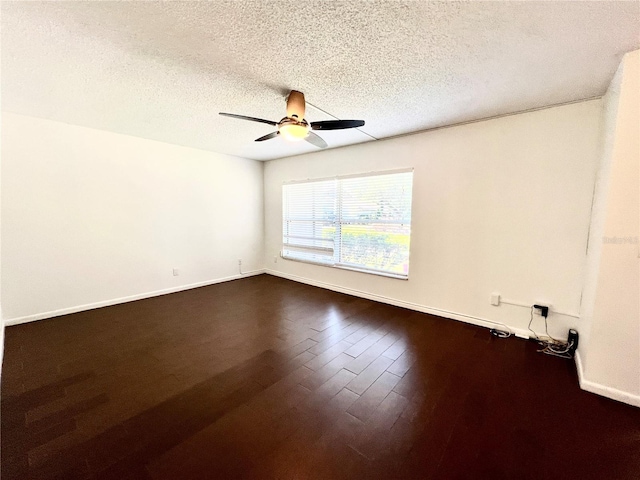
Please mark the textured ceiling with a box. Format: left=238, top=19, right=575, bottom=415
left=2, top=1, right=639, bottom=161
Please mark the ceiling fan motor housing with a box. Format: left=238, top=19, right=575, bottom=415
left=286, top=90, right=306, bottom=119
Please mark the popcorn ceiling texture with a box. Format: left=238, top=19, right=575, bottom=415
left=2, top=1, right=639, bottom=161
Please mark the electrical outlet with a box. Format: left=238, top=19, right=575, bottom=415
left=173, top=268, right=179, bottom=276
left=274, top=256, right=278, bottom=263
left=533, top=304, right=549, bottom=318
left=238, top=259, right=242, bottom=266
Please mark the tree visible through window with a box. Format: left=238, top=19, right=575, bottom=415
left=282, top=169, right=413, bottom=278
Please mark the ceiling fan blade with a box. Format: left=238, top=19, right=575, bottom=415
left=305, top=131, right=327, bottom=149
left=219, top=112, right=277, bottom=126
left=310, top=119, right=365, bottom=130
left=255, top=132, right=279, bottom=142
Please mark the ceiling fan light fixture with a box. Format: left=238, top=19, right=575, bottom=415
left=279, top=122, right=310, bottom=142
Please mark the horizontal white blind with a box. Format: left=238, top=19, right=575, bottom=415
left=282, top=179, right=336, bottom=264
left=282, top=170, right=413, bottom=278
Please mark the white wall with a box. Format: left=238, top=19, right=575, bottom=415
left=1, top=113, right=264, bottom=322
left=578, top=50, right=640, bottom=406
left=0, top=108, right=3, bottom=374
left=579, top=62, right=624, bottom=355
left=264, top=100, right=603, bottom=339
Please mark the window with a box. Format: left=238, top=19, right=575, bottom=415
left=282, top=169, right=413, bottom=279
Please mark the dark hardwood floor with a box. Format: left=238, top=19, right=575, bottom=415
left=1, top=274, right=639, bottom=479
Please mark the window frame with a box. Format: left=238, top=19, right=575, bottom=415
left=281, top=168, right=414, bottom=280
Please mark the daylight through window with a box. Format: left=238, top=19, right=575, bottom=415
left=282, top=169, right=413, bottom=278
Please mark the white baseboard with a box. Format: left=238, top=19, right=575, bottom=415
left=575, top=349, right=585, bottom=384
left=3, top=270, right=265, bottom=327
left=265, top=269, right=532, bottom=339
left=0, top=308, right=4, bottom=380
left=574, top=350, right=640, bottom=408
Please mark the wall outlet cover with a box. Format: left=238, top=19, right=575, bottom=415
left=490, top=293, right=500, bottom=306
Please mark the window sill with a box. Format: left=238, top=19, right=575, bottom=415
left=281, top=255, right=409, bottom=280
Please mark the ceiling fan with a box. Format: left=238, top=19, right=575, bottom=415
left=219, top=90, right=365, bottom=149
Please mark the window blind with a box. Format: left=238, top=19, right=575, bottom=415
left=282, top=169, right=413, bottom=278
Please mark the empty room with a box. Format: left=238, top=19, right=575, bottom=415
left=1, top=1, right=639, bottom=479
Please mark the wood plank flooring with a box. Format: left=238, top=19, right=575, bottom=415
left=2, top=274, right=639, bottom=479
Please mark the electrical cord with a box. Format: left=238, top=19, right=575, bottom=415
left=538, top=339, right=574, bottom=359
left=547, top=341, right=574, bottom=354
left=490, top=328, right=511, bottom=338
left=543, top=314, right=560, bottom=343
left=491, top=306, right=575, bottom=360
left=526, top=306, right=576, bottom=358
left=528, top=306, right=562, bottom=343
left=528, top=306, right=539, bottom=339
